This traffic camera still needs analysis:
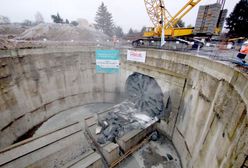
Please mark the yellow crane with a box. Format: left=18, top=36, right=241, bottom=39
left=143, top=0, right=202, bottom=38
left=132, top=0, right=227, bottom=48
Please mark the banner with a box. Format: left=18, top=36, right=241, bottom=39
left=96, top=50, right=120, bottom=73
left=127, top=50, right=146, bottom=63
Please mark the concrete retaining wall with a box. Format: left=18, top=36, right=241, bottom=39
left=124, top=49, right=248, bottom=168
left=0, top=47, right=247, bottom=168
left=0, top=47, right=123, bottom=149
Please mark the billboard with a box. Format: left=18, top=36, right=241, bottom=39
left=96, top=50, right=120, bottom=73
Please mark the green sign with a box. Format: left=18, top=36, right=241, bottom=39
left=96, top=50, right=120, bottom=73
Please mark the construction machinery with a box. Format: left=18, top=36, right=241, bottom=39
left=132, top=0, right=227, bottom=48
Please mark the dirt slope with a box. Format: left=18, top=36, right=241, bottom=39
left=17, top=23, right=108, bottom=41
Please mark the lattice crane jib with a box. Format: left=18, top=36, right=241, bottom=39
left=144, top=0, right=173, bottom=28
left=144, top=0, right=202, bottom=29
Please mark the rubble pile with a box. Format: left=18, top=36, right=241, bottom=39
left=0, top=38, right=45, bottom=50
left=0, top=24, right=28, bottom=36
left=97, top=73, right=165, bottom=144
left=17, top=23, right=108, bottom=42
left=97, top=101, right=159, bottom=144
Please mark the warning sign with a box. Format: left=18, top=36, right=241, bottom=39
left=127, top=50, right=146, bottom=63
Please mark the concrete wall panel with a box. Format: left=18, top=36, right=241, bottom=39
left=0, top=48, right=123, bottom=149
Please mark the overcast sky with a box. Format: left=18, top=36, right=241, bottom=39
left=0, top=0, right=240, bottom=32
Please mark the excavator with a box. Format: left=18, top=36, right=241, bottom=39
left=132, top=0, right=227, bottom=48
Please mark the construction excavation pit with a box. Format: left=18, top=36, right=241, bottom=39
left=0, top=46, right=247, bottom=168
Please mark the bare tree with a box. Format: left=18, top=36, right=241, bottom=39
left=0, top=15, right=10, bottom=24
left=35, top=12, right=44, bottom=24
left=22, top=19, right=32, bottom=26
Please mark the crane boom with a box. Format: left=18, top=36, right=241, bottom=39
left=144, top=0, right=202, bottom=29
left=144, top=0, right=173, bottom=27
left=133, top=0, right=226, bottom=48
left=143, top=0, right=202, bottom=38
left=165, top=0, right=202, bottom=28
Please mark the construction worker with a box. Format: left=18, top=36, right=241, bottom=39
left=237, top=41, right=248, bottom=63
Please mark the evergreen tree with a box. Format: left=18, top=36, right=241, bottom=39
left=175, top=19, right=185, bottom=28
left=187, top=24, right=193, bottom=28
left=65, top=19, right=70, bottom=24
left=114, top=26, right=124, bottom=38
left=127, top=28, right=134, bottom=35
left=226, top=0, right=248, bottom=37
left=140, top=26, right=146, bottom=33
left=95, top=2, right=114, bottom=36
left=71, top=21, right=79, bottom=26
left=51, top=13, right=63, bottom=23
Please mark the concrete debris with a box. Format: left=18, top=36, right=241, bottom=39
left=96, top=101, right=159, bottom=144
left=95, top=126, right=102, bottom=135
left=167, top=153, right=174, bottom=161
left=134, top=113, right=152, bottom=122
left=134, top=113, right=158, bottom=128
left=103, top=121, right=109, bottom=128
left=16, top=23, right=108, bottom=42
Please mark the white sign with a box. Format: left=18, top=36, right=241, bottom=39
left=96, top=60, right=119, bottom=68
left=127, top=50, right=146, bottom=63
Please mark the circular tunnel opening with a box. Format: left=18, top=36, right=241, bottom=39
left=125, top=72, right=165, bottom=118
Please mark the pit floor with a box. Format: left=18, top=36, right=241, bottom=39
left=117, top=135, right=181, bottom=168
left=34, top=103, right=115, bottom=137
left=33, top=103, right=181, bottom=168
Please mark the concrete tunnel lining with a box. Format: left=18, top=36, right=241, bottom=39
left=0, top=47, right=247, bottom=168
